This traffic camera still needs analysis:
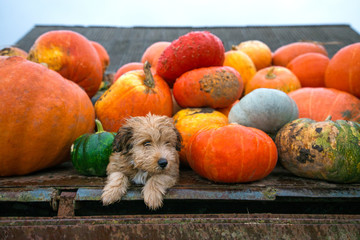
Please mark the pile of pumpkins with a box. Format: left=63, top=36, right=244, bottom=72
left=1, top=30, right=359, bottom=185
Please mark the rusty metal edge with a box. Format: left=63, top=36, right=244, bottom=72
left=0, top=188, right=58, bottom=202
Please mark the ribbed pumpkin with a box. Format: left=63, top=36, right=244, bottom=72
left=272, top=41, right=328, bottom=67
left=95, top=62, right=172, bottom=132
left=275, top=117, right=360, bottom=183
left=71, top=119, right=115, bottom=176
left=173, top=66, right=243, bottom=109
left=173, top=108, right=228, bottom=167
left=324, top=42, right=360, bottom=98
left=187, top=124, right=278, bottom=183
left=245, top=66, right=301, bottom=94
left=0, top=56, right=95, bottom=176
left=27, top=30, right=103, bottom=98
left=288, top=87, right=360, bottom=122
left=229, top=88, right=299, bottom=134
left=157, top=31, right=225, bottom=86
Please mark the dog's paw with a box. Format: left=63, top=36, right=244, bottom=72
left=143, top=188, right=164, bottom=210
left=101, top=187, right=124, bottom=206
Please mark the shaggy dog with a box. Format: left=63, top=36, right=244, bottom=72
left=101, top=114, right=181, bottom=210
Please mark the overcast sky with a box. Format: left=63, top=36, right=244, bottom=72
left=0, top=0, right=359, bottom=48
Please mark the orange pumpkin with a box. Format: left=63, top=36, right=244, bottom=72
left=288, top=87, right=360, bottom=122
left=173, top=108, right=228, bottom=167
left=28, top=30, right=103, bottom=98
left=0, top=57, right=95, bottom=176
left=216, top=100, right=239, bottom=117
left=272, top=42, right=328, bottom=67
left=232, top=40, right=272, bottom=70
left=173, top=66, right=243, bottom=108
left=95, top=62, right=172, bottom=132
left=0, top=47, right=28, bottom=58
left=245, top=66, right=301, bottom=94
left=287, top=52, right=329, bottom=87
left=90, top=40, right=110, bottom=73
left=141, top=41, right=171, bottom=70
left=187, top=124, right=278, bottom=183
left=324, top=42, right=360, bottom=98
left=223, top=50, right=256, bottom=86
left=113, top=62, right=144, bottom=83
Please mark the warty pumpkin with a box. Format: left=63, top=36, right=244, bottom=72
left=95, top=62, right=172, bottom=132
left=0, top=56, right=95, bottom=176
left=187, top=124, right=278, bottom=183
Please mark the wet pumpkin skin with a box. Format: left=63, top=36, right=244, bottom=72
left=275, top=117, right=360, bottom=183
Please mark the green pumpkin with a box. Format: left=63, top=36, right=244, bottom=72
left=71, top=119, right=115, bottom=176
left=275, top=116, right=360, bottom=183
left=228, top=88, right=298, bottom=134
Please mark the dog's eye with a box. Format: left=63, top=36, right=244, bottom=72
left=143, top=141, right=152, bottom=147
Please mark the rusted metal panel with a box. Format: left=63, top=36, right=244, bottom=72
left=0, top=188, right=57, bottom=202
left=57, top=191, right=76, bottom=217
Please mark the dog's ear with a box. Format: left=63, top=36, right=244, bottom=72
left=113, top=126, right=133, bottom=153
left=173, top=127, right=183, bottom=151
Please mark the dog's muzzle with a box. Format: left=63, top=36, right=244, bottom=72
left=157, top=158, right=168, bottom=169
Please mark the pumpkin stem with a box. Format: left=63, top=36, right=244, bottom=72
left=231, top=45, right=238, bottom=50
left=143, top=61, right=155, bottom=88
left=325, top=115, right=332, bottom=121
left=265, top=67, right=277, bottom=79
left=95, top=119, right=104, bottom=133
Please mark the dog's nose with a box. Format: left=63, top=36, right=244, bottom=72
left=158, top=158, right=168, bottom=169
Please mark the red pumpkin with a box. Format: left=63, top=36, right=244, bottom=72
left=157, top=31, right=225, bottom=86
left=27, top=30, right=103, bottom=98
left=173, top=66, right=243, bottom=108
left=141, top=41, right=171, bottom=70
left=0, top=57, right=95, bottom=176
left=187, top=124, right=278, bottom=183
left=288, top=87, right=360, bottom=122
left=90, top=40, right=110, bottom=73
left=287, top=52, right=329, bottom=87
left=113, top=62, right=144, bottom=83
left=272, top=42, right=328, bottom=67
left=95, top=62, right=172, bottom=132
left=325, top=42, right=360, bottom=98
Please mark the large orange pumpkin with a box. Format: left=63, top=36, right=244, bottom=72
left=223, top=50, right=256, bottom=86
left=173, top=66, right=243, bottom=109
left=287, top=52, right=329, bottom=87
left=324, top=42, right=360, bottom=98
left=288, top=87, right=360, bottom=122
left=186, top=124, right=278, bottom=183
left=0, top=47, right=28, bottom=58
left=245, top=66, right=301, bottom=94
left=173, top=108, right=228, bottom=167
left=90, top=40, right=110, bottom=74
left=0, top=57, right=95, bottom=176
left=95, top=62, right=172, bottom=132
left=28, top=30, right=103, bottom=98
left=272, top=42, right=328, bottom=67
left=113, top=62, right=144, bottom=83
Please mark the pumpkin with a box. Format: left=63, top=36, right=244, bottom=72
left=288, top=87, right=360, bottom=122
left=232, top=40, right=272, bottom=70
left=0, top=47, right=28, bottom=58
left=27, top=30, right=103, bottom=98
left=113, top=62, right=144, bottom=83
left=187, top=124, right=278, bottom=183
left=173, top=108, right=228, bottom=166
left=275, top=116, right=360, bottom=183
left=245, top=66, right=301, bottom=94
left=223, top=50, right=257, bottom=86
left=71, top=119, right=115, bottom=176
left=324, top=42, right=360, bottom=98
left=95, top=62, right=172, bottom=132
left=229, top=88, right=299, bottom=134
left=287, top=52, right=329, bottom=87
left=141, top=41, right=171, bottom=70
left=90, top=40, right=110, bottom=74
left=0, top=56, right=95, bottom=176
left=216, top=100, right=239, bottom=117
left=173, top=66, right=243, bottom=109
left=272, top=42, right=328, bottom=67
left=156, top=31, right=225, bottom=86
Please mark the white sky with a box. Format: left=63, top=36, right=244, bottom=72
left=0, top=0, right=359, bottom=48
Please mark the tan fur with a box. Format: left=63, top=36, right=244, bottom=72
left=101, top=113, right=181, bottom=210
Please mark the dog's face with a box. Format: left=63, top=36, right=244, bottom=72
left=112, top=114, right=181, bottom=175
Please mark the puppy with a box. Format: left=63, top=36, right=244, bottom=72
left=101, top=113, right=181, bottom=210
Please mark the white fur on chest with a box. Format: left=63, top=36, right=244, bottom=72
left=132, top=170, right=148, bottom=185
